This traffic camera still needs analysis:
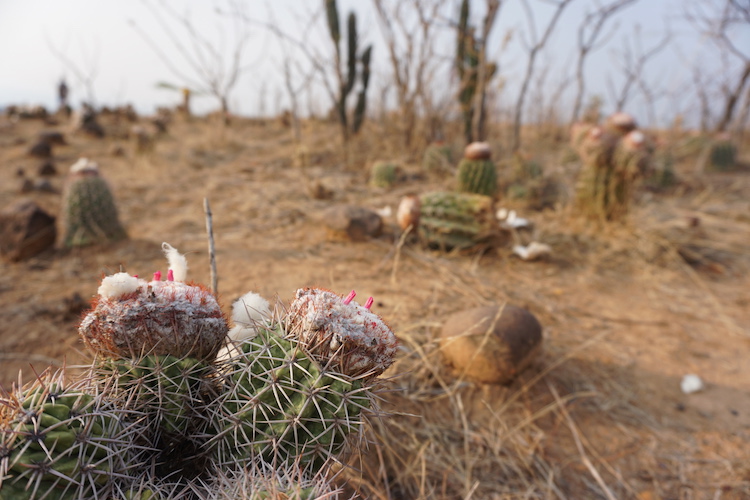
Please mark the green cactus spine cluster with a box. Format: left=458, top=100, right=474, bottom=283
left=707, top=138, right=737, bottom=171
left=211, top=323, right=371, bottom=472
left=61, top=164, right=127, bottom=248
left=0, top=371, right=144, bottom=500
left=422, top=143, right=453, bottom=173
left=456, top=158, right=498, bottom=197
left=325, top=0, right=372, bottom=139
left=369, top=161, right=398, bottom=188
left=418, top=191, right=502, bottom=251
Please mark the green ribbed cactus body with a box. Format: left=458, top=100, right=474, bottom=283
left=99, top=355, right=213, bottom=438
left=423, top=144, right=453, bottom=173
left=418, top=191, right=501, bottom=251
left=62, top=175, right=127, bottom=247
left=0, top=374, right=133, bottom=500
left=213, top=324, right=371, bottom=472
left=369, top=161, right=398, bottom=188
left=456, top=158, right=498, bottom=197
left=708, top=140, right=736, bottom=171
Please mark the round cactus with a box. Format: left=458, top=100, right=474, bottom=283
left=368, top=161, right=399, bottom=188
left=418, top=191, right=504, bottom=251
left=456, top=158, right=498, bottom=197
left=60, top=158, right=127, bottom=248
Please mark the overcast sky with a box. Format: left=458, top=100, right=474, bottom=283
left=1, top=0, right=747, bottom=127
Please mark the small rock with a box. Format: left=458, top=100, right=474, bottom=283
left=37, top=161, right=57, bottom=176
left=439, top=304, right=543, bottom=384
left=322, top=205, right=383, bottom=241
left=0, top=199, right=57, bottom=261
left=680, top=374, right=704, bottom=394
left=308, top=180, right=333, bottom=200
left=19, top=178, right=34, bottom=193
left=38, top=130, right=67, bottom=146
left=27, top=141, right=52, bottom=158
left=33, top=179, right=56, bottom=193
left=15, top=167, right=25, bottom=177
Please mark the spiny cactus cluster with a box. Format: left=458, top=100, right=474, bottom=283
left=417, top=191, right=503, bottom=251
left=0, top=243, right=398, bottom=499
left=60, top=158, right=127, bottom=248
left=571, top=113, right=652, bottom=221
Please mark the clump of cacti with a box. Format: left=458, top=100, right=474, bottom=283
left=707, top=134, right=737, bottom=172
left=0, top=242, right=398, bottom=499
left=325, top=0, right=372, bottom=140
left=60, top=158, right=127, bottom=248
left=456, top=142, right=498, bottom=197
left=572, top=113, right=652, bottom=221
left=417, top=191, right=505, bottom=251
left=368, top=161, right=399, bottom=188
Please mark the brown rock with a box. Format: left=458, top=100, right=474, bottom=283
left=464, top=141, right=492, bottom=160
left=439, top=304, right=542, bottom=384
left=27, top=141, right=52, bottom=158
left=0, top=199, right=56, bottom=261
left=397, top=194, right=420, bottom=232
left=37, top=161, right=57, bottom=176
left=38, top=131, right=67, bottom=146
left=322, top=205, right=383, bottom=241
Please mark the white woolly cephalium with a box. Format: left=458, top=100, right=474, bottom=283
left=162, top=242, right=188, bottom=282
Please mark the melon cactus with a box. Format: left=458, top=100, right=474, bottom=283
left=418, top=191, right=503, bottom=251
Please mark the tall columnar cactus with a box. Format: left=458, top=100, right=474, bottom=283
left=61, top=158, right=127, bottom=248
left=455, top=0, right=496, bottom=144
left=325, top=0, right=372, bottom=140
left=0, top=370, right=146, bottom=500
left=573, top=116, right=651, bottom=221
left=417, top=191, right=503, bottom=251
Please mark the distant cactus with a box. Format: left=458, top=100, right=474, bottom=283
left=457, top=142, right=497, bottom=197
left=60, top=158, right=127, bottom=248
left=707, top=135, right=737, bottom=171
left=325, top=0, right=372, bottom=140
left=369, top=161, right=399, bottom=188
left=418, top=191, right=504, bottom=251
left=573, top=119, right=651, bottom=221
left=422, top=143, right=453, bottom=173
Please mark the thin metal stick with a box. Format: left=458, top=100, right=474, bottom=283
left=204, top=198, right=218, bottom=294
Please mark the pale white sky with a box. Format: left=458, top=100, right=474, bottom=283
left=0, top=0, right=746, bottom=127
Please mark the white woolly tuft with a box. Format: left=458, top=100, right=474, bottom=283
left=162, top=242, right=188, bottom=282
left=70, top=157, right=99, bottom=174
left=98, top=272, right=144, bottom=298
left=228, top=292, right=271, bottom=341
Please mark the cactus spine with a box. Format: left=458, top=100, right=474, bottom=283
left=61, top=159, right=127, bottom=248
left=325, top=0, right=372, bottom=140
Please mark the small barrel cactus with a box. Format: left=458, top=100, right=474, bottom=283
left=707, top=134, right=737, bottom=171
left=418, top=191, right=504, bottom=251
left=60, top=158, right=127, bottom=248
left=457, top=142, right=497, bottom=197
left=422, top=143, right=453, bottom=173
left=368, top=161, right=399, bottom=188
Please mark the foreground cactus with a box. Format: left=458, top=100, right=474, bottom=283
left=0, top=370, right=144, bottom=500
left=212, top=288, right=396, bottom=473
left=1, top=243, right=398, bottom=499
left=418, top=191, right=504, bottom=251
left=60, top=158, right=127, bottom=248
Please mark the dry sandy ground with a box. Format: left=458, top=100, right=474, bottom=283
left=1, top=114, right=748, bottom=499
